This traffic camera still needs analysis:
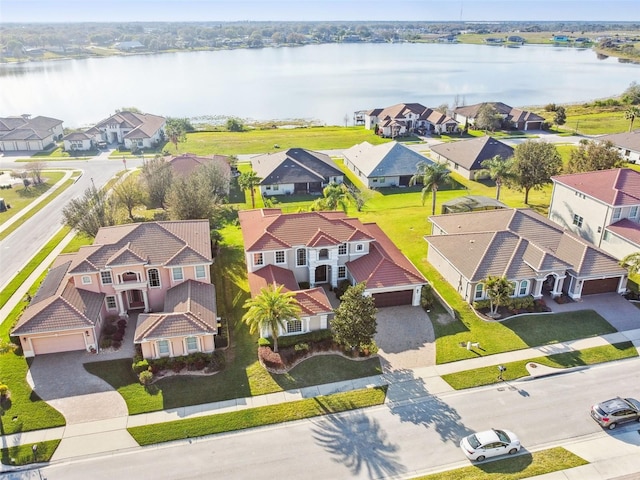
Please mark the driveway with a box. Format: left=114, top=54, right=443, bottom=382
left=546, top=292, right=640, bottom=332
left=374, top=305, right=436, bottom=372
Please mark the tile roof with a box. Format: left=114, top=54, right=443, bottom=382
left=343, top=141, right=434, bottom=177
left=606, top=218, right=640, bottom=247
left=0, top=116, right=63, bottom=141
left=598, top=130, right=640, bottom=152
left=551, top=168, right=640, bottom=206
left=430, top=136, right=514, bottom=171
left=453, top=102, right=543, bottom=124
left=238, top=209, right=374, bottom=252
left=63, top=132, right=93, bottom=141
left=426, top=208, right=625, bottom=280
left=251, top=148, right=342, bottom=185
left=94, top=111, right=165, bottom=139
left=70, top=220, right=211, bottom=273
left=134, top=280, right=217, bottom=341
left=166, top=153, right=231, bottom=177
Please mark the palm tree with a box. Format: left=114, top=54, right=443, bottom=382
left=620, top=252, right=640, bottom=276
left=484, top=276, right=513, bottom=317
left=624, top=106, right=640, bottom=132
left=237, top=171, right=262, bottom=209
left=409, top=161, right=452, bottom=215
left=242, top=284, right=301, bottom=353
left=480, top=155, right=514, bottom=201
left=312, top=182, right=350, bottom=212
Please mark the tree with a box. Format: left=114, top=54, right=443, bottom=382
left=26, top=161, right=47, bottom=185
left=620, top=252, right=640, bottom=276
left=61, top=184, right=117, bottom=237
left=311, top=182, right=350, bottom=212
left=242, top=284, right=301, bottom=353
left=165, top=118, right=188, bottom=151
left=346, top=183, right=374, bottom=212
left=237, top=171, right=262, bottom=209
left=166, top=173, right=217, bottom=221
left=198, top=159, right=231, bottom=199
left=566, top=139, right=623, bottom=173
left=554, top=106, right=567, bottom=128
left=624, top=105, right=640, bottom=132
left=331, top=282, right=377, bottom=351
left=112, top=174, right=146, bottom=221
left=622, top=81, right=640, bottom=105
left=475, top=103, right=502, bottom=132
left=480, top=155, right=514, bottom=201
left=141, top=155, right=173, bottom=209
left=409, top=162, right=453, bottom=215
left=226, top=117, right=244, bottom=132
left=509, top=140, right=562, bottom=204
left=484, top=276, right=513, bottom=317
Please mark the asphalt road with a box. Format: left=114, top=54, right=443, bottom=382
left=27, top=358, right=640, bottom=480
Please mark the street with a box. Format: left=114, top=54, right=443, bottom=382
left=20, top=358, right=640, bottom=480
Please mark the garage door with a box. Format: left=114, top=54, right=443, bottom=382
left=32, top=334, right=86, bottom=355
left=373, top=290, right=413, bottom=308
left=581, top=277, right=620, bottom=295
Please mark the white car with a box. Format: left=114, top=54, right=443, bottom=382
left=460, top=428, right=521, bottom=462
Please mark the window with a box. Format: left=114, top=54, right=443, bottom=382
left=185, top=337, right=199, bottom=352
left=474, top=283, right=484, bottom=300
left=82, top=275, right=92, bottom=285
left=275, top=251, right=285, bottom=264
left=519, top=280, right=529, bottom=296
left=172, top=267, right=183, bottom=281
left=105, top=296, right=117, bottom=310
left=603, top=230, right=611, bottom=241
left=509, top=282, right=517, bottom=296
left=157, top=340, right=170, bottom=357
left=100, top=271, right=113, bottom=285
left=253, top=252, right=264, bottom=266
left=296, top=248, right=307, bottom=266
left=319, top=248, right=329, bottom=259
left=287, top=319, right=302, bottom=334
left=195, top=265, right=207, bottom=279
left=631, top=206, right=639, bottom=218
left=572, top=214, right=583, bottom=228
left=355, top=244, right=364, bottom=252
left=613, top=208, right=621, bottom=221
left=148, top=268, right=160, bottom=287
left=272, top=185, right=279, bottom=191
left=338, top=243, right=347, bottom=255
left=338, top=266, right=347, bottom=279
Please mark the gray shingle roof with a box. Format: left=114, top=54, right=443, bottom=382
left=343, top=141, right=433, bottom=177
left=251, top=148, right=342, bottom=185
left=430, top=136, right=514, bottom=171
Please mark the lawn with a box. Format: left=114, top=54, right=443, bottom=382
left=0, top=171, right=66, bottom=227
left=413, top=447, right=587, bottom=480
left=1, top=439, right=60, bottom=466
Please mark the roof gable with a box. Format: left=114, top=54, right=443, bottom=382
left=430, top=136, right=513, bottom=171
left=552, top=168, right=640, bottom=206
left=343, top=141, right=433, bottom=177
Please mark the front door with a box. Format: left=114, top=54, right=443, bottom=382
left=127, top=290, right=144, bottom=309
left=315, top=265, right=327, bottom=283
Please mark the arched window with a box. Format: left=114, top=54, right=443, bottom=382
left=148, top=268, right=160, bottom=287
left=519, top=280, right=529, bottom=296
left=296, top=248, right=307, bottom=266
left=474, top=283, right=484, bottom=300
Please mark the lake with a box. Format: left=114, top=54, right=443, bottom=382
left=1, top=42, right=639, bottom=127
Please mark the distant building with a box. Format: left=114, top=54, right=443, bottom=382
left=0, top=115, right=64, bottom=152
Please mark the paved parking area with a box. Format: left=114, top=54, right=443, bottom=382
left=374, top=305, right=436, bottom=372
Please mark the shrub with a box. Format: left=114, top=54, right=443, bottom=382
left=117, top=319, right=127, bottom=329
left=258, top=337, right=271, bottom=347
left=99, top=337, right=112, bottom=349
left=0, top=384, right=9, bottom=397
left=112, top=331, right=124, bottom=342
left=298, top=281, right=310, bottom=289
left=258, top=346, right=285, bottom=370
left=208, top=350, right=226, bottom=372
left=334, top=279, right=352, bottom=299
left=111, top=340, right=122, bottom=350
left=102, top=323, right=118, bottom=336
left=472, top=299, right=491, bottom=310
left=294, top=342, right=309, bottom=353
left=420, top=284, right=436, bottom=309
left=544, top=103, right=557, bottom=112
left=139, top=370, right=153, bottom=385
left=132, top=359, right=150, bottom=374
left=172, top=359, right=186, bottom=372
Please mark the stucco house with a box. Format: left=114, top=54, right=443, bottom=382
left=12, top=220, right=217, bottom=358
left=0, top=115, right=64, bottom=152
left=549, top=168, right=640, bottom=259
left=429, top=136, right=514, bottom=180
left=365, top=103, right=458, bottom=137
left=425, top=208, right=627, bottom=303
left=166, top=152, right=232, bottom=178
left=63, top=132, right=95, bottom=152
left=93, top=111, right=166, bottom=150
left=239, top=209, right=427, bottom=314
left=250, top=148, right=343, bottom=196
left=342, top=141, right=434, bottom=188
left=453, top=102, right=545, bottom=131
left=597, top=130, right=640, bottom=164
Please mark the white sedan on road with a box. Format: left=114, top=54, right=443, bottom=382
left=460, top=428, right=521, bottom=462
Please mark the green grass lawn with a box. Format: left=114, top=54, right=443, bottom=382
left=442, top=341, right=637, bottom=390
left=128, top=386, right=386, bottom=446
left=1, top=439, right=60, bottom=466
left=413, top=447, right=587, bottom=480
left=0, top=172, right=66, bottom=228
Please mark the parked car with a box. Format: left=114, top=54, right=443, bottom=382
left=590, top=397, right=640, bottom=430
left=460, top=428, right=521, bottom=462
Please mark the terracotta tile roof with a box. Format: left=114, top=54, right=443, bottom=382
left=134, top=280, right=217, bottom=341
left=343, top=141, right=434, bottom=177
left=70, top=221, right=211, bottom=273
left=551, top=168, right=640, bottom=206
left=369, top=103, right=428, bottom=120
left=430, top=136, right=514, bottom=171
left=606, top=219, right=640, bottom=247
left=251, top=148, right=342, bottom=186
left=238, top=209, right=374, bottom=253
left=95, top=111, right=165, bottom=139
left=293, top=288, right=333, bottom=316
left=166, top=153, right=231, bottom=177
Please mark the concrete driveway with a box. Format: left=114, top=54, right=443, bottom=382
left=374, top=305, right=435, bottom=372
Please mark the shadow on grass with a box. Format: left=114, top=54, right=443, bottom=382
left=476, top=451, right=534, bottom=474
left=311, top=407, right=406, bottom=478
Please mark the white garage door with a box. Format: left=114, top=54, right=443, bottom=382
left=32, top=334, right=86, bottom=355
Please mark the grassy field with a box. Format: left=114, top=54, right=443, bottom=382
left=0, top=172, right=66, bottom=227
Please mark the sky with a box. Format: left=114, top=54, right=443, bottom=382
left=1, top=0, right=638, bottom=23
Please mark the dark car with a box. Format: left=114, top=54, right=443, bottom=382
left=590, top=397, right=640, bottom=430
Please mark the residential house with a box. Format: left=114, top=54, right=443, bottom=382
left=63, top=132, right=95, bottom=152
left=429, top=136, right=514, bottom=180
left=12, top=220, right=216, bottom=358
left=93, top=111, right=166, bottom=150
left=0, top=115, right=64, bottom=152
left=250, top=148, right=343, bottom=196
left=342, top=141, right=434, bottom=188
left=165, top=152, right=232, bottom=193
left=453, top=102, right=545, bottom=131
left=441, top=195, right=507, bottom=214
left=425, top=208, right=627, bottom=303
left=548, top=168, right=640, bottom=259
left=239, top=209, right=427, bottom=316
left=365, top=103, right=458, bottom=137
left=597, top=130, right=640, bottom=164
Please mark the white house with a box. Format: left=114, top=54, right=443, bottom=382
left=597, top=130, right=640, bottom=164
left=93, top=111, right=166, bottom=150
left=365, top=103, right=458, bottom=137
left=0, top=115, right=64, bottom=152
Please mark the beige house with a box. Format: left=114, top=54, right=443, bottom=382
left=0, top=115, right=64, bottom=152
left=93, top=111, right=166, bottom=150
left=549, top=168, right=640, bottom=260
left=453, top=102, right=545, bottom=131
left=429, top=136, right=514, bottom=180
left=365, top=103, right=458, bottom=137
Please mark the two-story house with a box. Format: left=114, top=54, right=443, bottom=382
left=12, top=220, right=217, bottom=359
left=365, top=103, right=458, bottom=137
left=238, top=209, right=427, bottom=336
left=549, top=168, right=640, bottom=259
left=93, top=111, right=166, bottom=150
left=453, top=102, right=544, bottom=131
